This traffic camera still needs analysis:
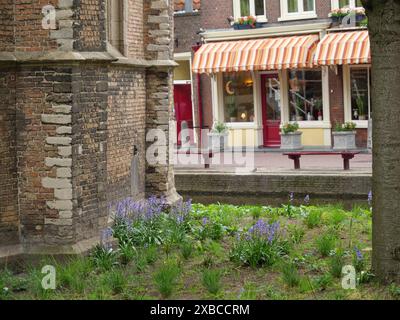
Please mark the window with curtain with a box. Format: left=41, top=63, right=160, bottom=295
left=337, top=0, right=363, bottom=8
left=223, top=72, right=255, bottom=123
left=283, top=0, right=315, bottom=15
left=350, top=67, right=371, bottom=120
left=234, top=0, right=266, bottom=20
left=288, top=70, right=323, bottom=121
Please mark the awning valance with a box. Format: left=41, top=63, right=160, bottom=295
left=314, top=31, right=370, bottom=66
left=192, top=35, right=319, bottom=74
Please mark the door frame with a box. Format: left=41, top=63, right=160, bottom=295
left=260, top=72, right=281, bottom=147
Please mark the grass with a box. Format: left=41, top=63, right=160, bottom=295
left=0, top=202, right=396, bottom=300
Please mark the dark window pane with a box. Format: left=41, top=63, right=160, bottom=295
left=350, top=68, right=370, bottom=120
left=255, top=0, right=265, bottom=16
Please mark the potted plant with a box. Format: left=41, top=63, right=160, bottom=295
left=329, top=8, right=350, bottom=26
left=295, top=97, right=304, bottom=121
left=356, top=97, right=367, bottom=120
left=332, top=121, right=357, bottom=150
left=208, top=121, right=229, bottom=151
left=280, top=122, right=303, bottom=150
left=227, top=104, right=237, bottom=122
left=232, top=16, right=262, bottom=30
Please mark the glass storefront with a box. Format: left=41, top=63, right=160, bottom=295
left=222, top=72, right=255, bottom=123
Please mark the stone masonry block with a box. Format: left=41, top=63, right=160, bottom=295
left=56, top=126, right=72, bottom=134
left=42, top=177, right=72, bottom=189
left=58, top=146, right=72, bottom=157
left=41, top=114, right=71, bottom=124
left=46, top=137, right=72, bottom=146
left=54, top=188, right=73, bottom=200
left=46, top=200, right=73, bottom=210
left=52, top=105, right=72, bottom=114
left=57, top=168, right=72, bottom=178
left=45, top=157, right=72, bottom=167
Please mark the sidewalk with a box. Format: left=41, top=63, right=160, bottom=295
left=173, top=151, right=372, bottom=173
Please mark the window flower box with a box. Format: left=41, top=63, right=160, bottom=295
left=231, top=16, right=263, bottom=30
left=329, top=7, right=366, bottom=27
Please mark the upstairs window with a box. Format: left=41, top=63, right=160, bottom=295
left=279, top=0, right=317, bottom=21
left=175, top=0, right=201, bottom=13
left=233, top=0, right=267, bottom=22
left=331, top=0, right=363, bottom=9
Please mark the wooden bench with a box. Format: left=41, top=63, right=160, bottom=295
left=283, top=151, right=360, bottom=170
left=176, top=149, right=214, bottom=169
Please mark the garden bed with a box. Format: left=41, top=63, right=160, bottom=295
left=1, top=196, right=399, bottom=300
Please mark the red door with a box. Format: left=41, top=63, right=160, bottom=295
left=173, top=84, right=194, bottom=145
left=261, top=74, right=281, bottom=147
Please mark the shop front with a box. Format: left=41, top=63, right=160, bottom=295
left=192, top=30, right=371, bottom=149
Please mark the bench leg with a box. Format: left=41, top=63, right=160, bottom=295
left=342, top=154, right=354, bottom=170
left=289, top=155, right=301, bottom=170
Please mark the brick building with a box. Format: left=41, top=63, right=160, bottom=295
left=173, top=0, right=370, bottom=149
left=0, top=0, right=180, bottom=260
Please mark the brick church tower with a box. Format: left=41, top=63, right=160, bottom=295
left=0, top=0, right=179, bottom=260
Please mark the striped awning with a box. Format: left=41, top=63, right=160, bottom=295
left=314, top=31, right=370, bottom=66
left=192, top=35, right=319, bottom=74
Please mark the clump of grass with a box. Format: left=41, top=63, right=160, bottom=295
left=239, top=282, right=258, bottom=300
left=315, top=233, right=337, bottom=257
left=154, top=260, right=180, bottom=298
left=313, top=273, right=333, bottom=291
left=202, top=269, right=222, bottom=295
left=327, top=209, right=347, bottom=225
left=102, top=269, right=127, bottom=294
left=280, top=262, right=301, bottom=288
left=304, top=209, right=322, bottom=229
left=180, top=241, right=194, bottom=260
left=91, top=245, right=119, bottom=271
left=202, top=254, right=214, bottom=268
left=57, top=257, right=92, bottom=293
left=288, top=224, right=305, bottom=244
left=329, top=249, right=345, bottom=278
left=250, top=207, right=263, bottom=220
left=119, top=240, right=137, bottom=265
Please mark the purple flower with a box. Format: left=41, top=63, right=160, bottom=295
left=171, top=198, right=192, bottom=224
left=354, top=247, right=363, bottom=261
left=246, top=219, right=280, bottom=244
left=202, top=217, right=208, bottom=226
left=368, top=190, right=372, bottom=206
left=289, top=192, right=294, bottom=203
left=100, top=227, right=113, bottom=250
left=304, top=194, right=310, bottom=205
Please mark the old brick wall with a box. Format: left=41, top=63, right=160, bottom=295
left=72, top=64, right=108, bottom=242
left=174, top=13, right=201, bottom=54
left=329, top=67, right=345, bottom=125
left=0, top=67, right=19, bottom=245
left=75, top=0, right=107, bottom=51
left=127, top=0, right=145, bottom=59
left=0, top=0, right=15, bottom=52
left=107, top=66, right=147, bottom=202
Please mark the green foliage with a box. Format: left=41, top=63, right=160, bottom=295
left=102, top=269, right=127, bottom=294
left=180, top=241, right=194, bottom=260
left=197, top=219, right=225, bottom=241
left=313, top=273, right=333, bottom=291
left=281, top=122, right=299, bottom=134
left=280, top=262, right=301, bottom=288
left=239, top=282, right=258, bottom=300
left=315, top=233, right=337, bottom=257
left=202, top=269, right=222, bottom=295
left=154, top=260, right=180, bottom=298
left=212, top=121, right=228, bottom=133
left=91, top=245, right=119, bottom=271
left=329, top=249, right=345, bottom=278
left=288, top=224, right=305, bottom=244
left=57, top=257, right=92, bottom=293
left=334, top=121, right=356, bottom=132
left=119, top=239, right=137, bottom=265
left=304, top=209, right=322, bottom=229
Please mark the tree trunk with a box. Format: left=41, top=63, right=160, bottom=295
left=363, top=0, right=400, bottom=283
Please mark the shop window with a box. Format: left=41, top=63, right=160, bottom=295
left=288, top=70, right=323, bottom=121
left=279, top=0, right=316, bottom=21
left=233, top=0, right=267, bottom=21
left=107, top=0, right=125, bottom=55
left=223, top=72, right=255, bottom=123
left=350, top=67, right=371, bottom=120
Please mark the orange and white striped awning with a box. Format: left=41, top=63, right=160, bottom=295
left=314, top=31, right=370, bottom=66
left=192, top=35, right=319, bottom=74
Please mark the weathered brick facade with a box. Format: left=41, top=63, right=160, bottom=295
left=0, top=0, right=180, bottom=259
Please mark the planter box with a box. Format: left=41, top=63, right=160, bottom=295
left=208, top=131, right=229, bottom=152
left=280, top=132, right=303, bottom=150
left=233, top=23, right=262, bottom=30
left=332, top=131, right=356, bottom=150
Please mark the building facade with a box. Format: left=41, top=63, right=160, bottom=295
left=173, top=0, right=371, bottom=149
left=0, top=0, right=179, bottom=260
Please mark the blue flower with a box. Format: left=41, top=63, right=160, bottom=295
left=304, top=194, right=310, bottom=205
left=289, top=192, right=294, bottom=203
left=354, top=246, right=363, bottom=261
left=368, top=190, right=372, bottom=206
left=202, top=217, right=208, bottom=226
